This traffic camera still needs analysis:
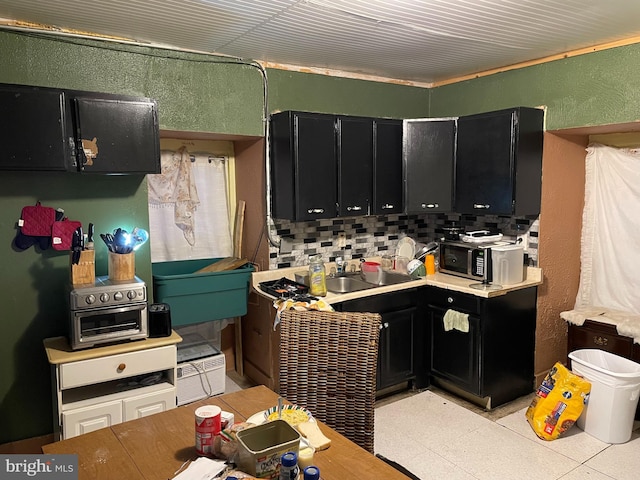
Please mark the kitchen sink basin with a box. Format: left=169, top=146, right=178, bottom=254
left=325, top=271, right=415, bottom=293
left=325, top=275, right=374, bottom=293
left=377, top=271, right=415, bottom=285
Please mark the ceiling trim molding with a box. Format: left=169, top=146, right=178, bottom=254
left=431, top=36, right=640, bottom=88
left=259, top=61, right=433, bottom=88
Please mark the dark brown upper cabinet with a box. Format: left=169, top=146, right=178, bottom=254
left=455, top=107, right=543, bottom=216
left=270, top=111, right=404, bottom=222
left=0, top=83, right=160, bottom=174
left=373, top=119, right=404, bottom=215
left=404, top=118, right=456, bottom=214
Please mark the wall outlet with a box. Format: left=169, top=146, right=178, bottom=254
left=337, top=232, right=346, bottom=248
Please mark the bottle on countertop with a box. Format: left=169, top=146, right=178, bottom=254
left=308, top=254, right=327, bottom=297
left=279, top=451, right=300, bottom=480
left=303, top=466, right=320, bottom=480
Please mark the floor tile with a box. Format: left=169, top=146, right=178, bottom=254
left=432, top=422, right=580, bottom=480
left=497, top=407, right=610, bottom=463
left=584, top=430, right=640, bottom=480
left=385, top=449, right=480, bottom=480
left=557, top=465, right=618, bottom=479
left=376, top=390, right=491, bottom=451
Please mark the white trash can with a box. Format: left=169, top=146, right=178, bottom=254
left=568, top=349, right=640, bottom=444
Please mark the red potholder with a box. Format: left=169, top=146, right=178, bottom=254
left=52, top=218, right=82, bottom=251
left=19, top=201, right=56, bottom=236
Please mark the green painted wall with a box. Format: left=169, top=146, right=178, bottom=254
left=0, top=30, right=429, bottom=444
left=266, top=69, right=430, bottom=119
left=4, top=25, right=640, bottom=445
left=429, top=43, right=640, bottom=130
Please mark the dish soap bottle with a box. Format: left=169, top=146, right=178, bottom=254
left=308, top=254, right=327, bottom=297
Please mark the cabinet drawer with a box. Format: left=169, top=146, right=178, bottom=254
left=60, top=345, right=176, bottom=389
left=426, top=287, right=481, bottom=314
left=123, top=386, right=176, bottom=420
left=62, top=399, right=122, bottom=439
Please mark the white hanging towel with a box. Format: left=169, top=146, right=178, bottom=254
left=148, top=147, right=200, bottom=245
left=443, top=309, right=469, bottom=333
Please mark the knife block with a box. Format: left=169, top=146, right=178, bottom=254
left=70, top=250, right=96, bottom=286
left=108, top=252, right=135, bottom=281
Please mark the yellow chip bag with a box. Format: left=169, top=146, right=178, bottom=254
left=525, top=362, right=591, bottom=441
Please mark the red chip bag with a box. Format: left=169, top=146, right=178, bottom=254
left=19, top=201, right=56, bottom=236
left=52, top=218, right=82, bottom=251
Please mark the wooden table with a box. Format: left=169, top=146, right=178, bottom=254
left=43, top=385, right=410, bottom=479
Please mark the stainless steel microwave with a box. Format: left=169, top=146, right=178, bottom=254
left=439, top=240, right=493, bottom=282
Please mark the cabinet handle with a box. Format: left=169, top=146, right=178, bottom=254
left=473, top=204, right=491, bottom=209
left=593, top=335, right=609, bottom=346
left=117, top=363, right=126, bottom=372
left=307, top=208, right=325, bottom=214
left=379, top=322, right=389, bottom=330
left=346, top=205, right=362, bottom=211
left=421, top=203, right=439, bottom=209
left=382, top=204, right=394, bottom=209
left=447, top=297, right=454, bottom=304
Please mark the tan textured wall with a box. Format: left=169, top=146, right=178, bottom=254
left=535, top=132, right=587, bottom=383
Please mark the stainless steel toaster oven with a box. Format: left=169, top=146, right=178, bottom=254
left=68, top=275, right=148, bottom=350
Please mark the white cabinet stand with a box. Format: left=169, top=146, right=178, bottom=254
left=44, top=332, right=182, bottom=440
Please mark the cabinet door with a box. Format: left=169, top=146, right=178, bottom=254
left=0, top=84, right=74, bottom=171
left=62, top=400, right=122, bottom=439
left=429, top=305, right=481, bottom=395
left=294, top=113, right=338, bottom=221
left=338, top=116, right=373, bottom=216
left=378, top=307, right=417, bottom=390
left=455, top=107, right=543, bottom=215
left=404, top=118, right=456, bottom=213
left=374, top=119, right=403, bottom=215
left=123, top=386, right=176, bottom=420
left=72, top=96, right=160, bottom=173
left=455, top=110, right=515, bottom=215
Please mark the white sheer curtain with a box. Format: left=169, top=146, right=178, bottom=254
left=575, top=143, right=640, bottom=314
left=148, top=150, right=232, bottom=262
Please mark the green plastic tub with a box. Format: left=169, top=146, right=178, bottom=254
left=152, top=258, right=254, bottom=326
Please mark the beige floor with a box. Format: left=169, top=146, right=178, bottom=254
left=375, top=386, right=640, bottom=480
left=226, top=374, right=640, bottom=480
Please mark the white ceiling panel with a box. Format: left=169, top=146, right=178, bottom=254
left=1, top=0, right=640, bottom=83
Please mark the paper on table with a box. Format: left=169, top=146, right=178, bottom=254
left=172, top=457, right=227, bottom=480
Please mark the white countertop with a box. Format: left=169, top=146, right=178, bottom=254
left=252, top=260, right=543, bottom=304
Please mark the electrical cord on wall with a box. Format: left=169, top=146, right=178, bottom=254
left=1, top=25, right=282, bottom=253
left=189, top=361, right=214, bottom=399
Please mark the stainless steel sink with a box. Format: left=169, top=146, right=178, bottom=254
left=377, top=271, right=415, bottom=286
left=325, top=275, right=374, bottom=293
left=325, top=271, right=415, bottom=293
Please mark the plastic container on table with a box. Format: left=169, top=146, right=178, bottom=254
left=569, top=349, right=640, bottom=443
left=236, top=420, right=301, bottom=478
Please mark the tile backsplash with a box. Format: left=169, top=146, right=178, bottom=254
left=269, top=213, right=539, bottom=269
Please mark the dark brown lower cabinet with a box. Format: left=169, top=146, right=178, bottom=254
left=427, top=285, right=538, bottom=409
left=335, top=288, right=428, bottom=392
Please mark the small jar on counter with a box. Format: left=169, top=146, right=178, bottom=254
left=308, top=254, right=327, bottom=297
left=279, top=451, right=300, bottom=480
left=303, top=466, right=320, bottom=480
